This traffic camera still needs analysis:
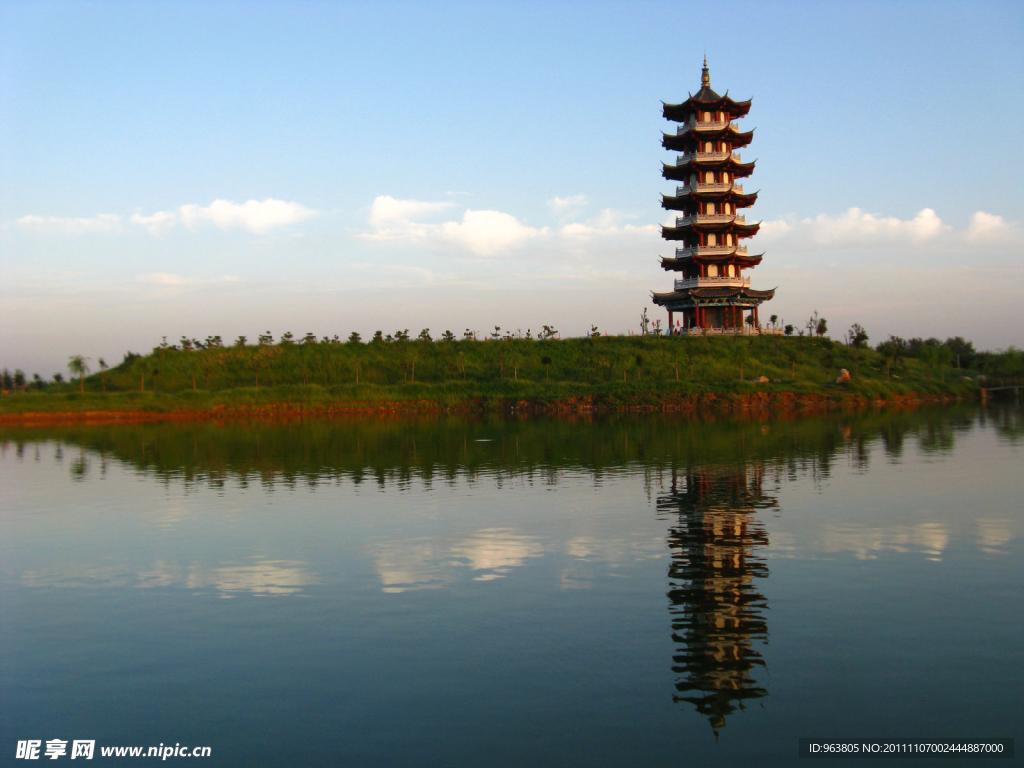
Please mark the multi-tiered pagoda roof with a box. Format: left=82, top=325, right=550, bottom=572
left=652, top=59, right=776, bottom=334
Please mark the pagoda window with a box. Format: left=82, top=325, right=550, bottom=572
left=704, top=111, right=711, bottom=122
left=708, top=265, right=719, bottom=277
left=726, top=234, right=733, bottom=245
left=705, top=171, right=714, bottom=183
left=705, top=141, right=712, bottom=153
left=707, top=203, right=715, bottom=215
left=708, top=234, right=717, bottom=246
left=727, top=264, right=735, bottom=277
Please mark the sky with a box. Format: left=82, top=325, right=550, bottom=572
left=2, top=0, right=1022, bottom=377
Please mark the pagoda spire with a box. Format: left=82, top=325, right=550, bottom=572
left=701, top=55, right=710, bottom=89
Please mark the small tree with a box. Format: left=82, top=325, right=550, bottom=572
left=348, top=331, right=362, bottom=344
left=441, top=330, right=456, bottom=342
left=280, top=331, right=295, bottom=345
left=98, top=358, right=108, bottom=392
left=652, top=319, right=662, bottom=337
left=13, top=369, right=25, bottom=393
left=418, top=328, right=432, bottom=342
left=302, top=332, right=318, bottom=345
left=784, top=324, right=794, bottom=336
left=635, top=354, right=644, bottom=380
left=639, top=308, right=650, bottom=336
left=769, top=314, right=779, bottom=329
left=258, top=331, right=274, bottom=346
left=539, top=325, right=558, bottom=340
left=541, top=355, right=552, bottom=380
left=53, top=373, right=65, bottom=384
left=804, top=312, right=816, bottom=337
left=372, top=331, right=384, bottom=343
left=815, top=316, right=828, bottom=338
left=590, top=325, right=600, bottom=338
left=847, top=323, right=869, bottom=348
left=234, top=335, right=248, bottom=347
left=68, top=355, right=91, bottom=393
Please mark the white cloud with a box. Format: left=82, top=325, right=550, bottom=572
left=367, top=195, right=454, bottom=229
left=362, top=195, right=544, bottom=257
left=361, top=196, right=664, bottom=259
left=179, top=198, right=317, bottom=234
left=130, top=211, right=177, bottom=236
left=758, top=207, right=1024, bottom=256
left=965, top=211, right=1019, bottom=243
left=15, top=214, right=121, bottom=235
left=560, top=208, right=658, bottom=240
left=759, top=207, right=950, bottom=248
left=14, top=199, right=316, bottom=237
left=548, top=194, right=588, bottom=212
left=440, top=209, right=541, bottom=256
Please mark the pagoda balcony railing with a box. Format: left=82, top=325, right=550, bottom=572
left=675, top=214, right=746, bottom=227
left=676, top=121, right=742, bottom=135
left=674, top=276, right=751, bottom=290
left=675, top=182, right=745, bottom=195
left=694, top=119, right=729, bottom=130
left=678, top=326, right=784, bottom=337
left=676, top=151, right=742, bottom=164
left=675, top=245, right=749, bottom=258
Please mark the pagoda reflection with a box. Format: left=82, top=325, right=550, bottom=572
left=658, top=464, right=776, bottom=735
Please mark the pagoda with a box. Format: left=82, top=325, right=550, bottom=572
left=653, top=59, right=775, bottom=333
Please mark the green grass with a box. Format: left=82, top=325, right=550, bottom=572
left=2, top=335, right=980, bottom=414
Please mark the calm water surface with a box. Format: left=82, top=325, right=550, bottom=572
left=2, top=406, right=1022, bottom=766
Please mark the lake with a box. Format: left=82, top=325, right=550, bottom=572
left=2, top=405, right=1021, bottom=766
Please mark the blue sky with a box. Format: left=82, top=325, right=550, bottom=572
left=2, top=0, right=1022, bottom=376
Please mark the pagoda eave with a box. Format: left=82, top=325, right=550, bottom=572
left=662, top=133, right=754, bottom=152
left=660, top=253, right=765, bottom=270
left=661, top=222, right=761, bottom=238
left=664, top=159, right=757, bottom=175
left=661, top=189, right=760, bottom=205
left=652, top=286, right=776, bottom=308
left=663, top=94, right=752, bottom=122
left=664, top=127, right=755, bottom=144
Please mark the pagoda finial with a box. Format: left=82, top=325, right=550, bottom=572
left=701, top=55, right=710, bottom=89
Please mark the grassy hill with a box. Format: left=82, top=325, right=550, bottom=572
left=1, top=334, right=980, bottom=416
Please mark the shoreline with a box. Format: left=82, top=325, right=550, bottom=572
left=0, top=391, right=969, bottom=426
